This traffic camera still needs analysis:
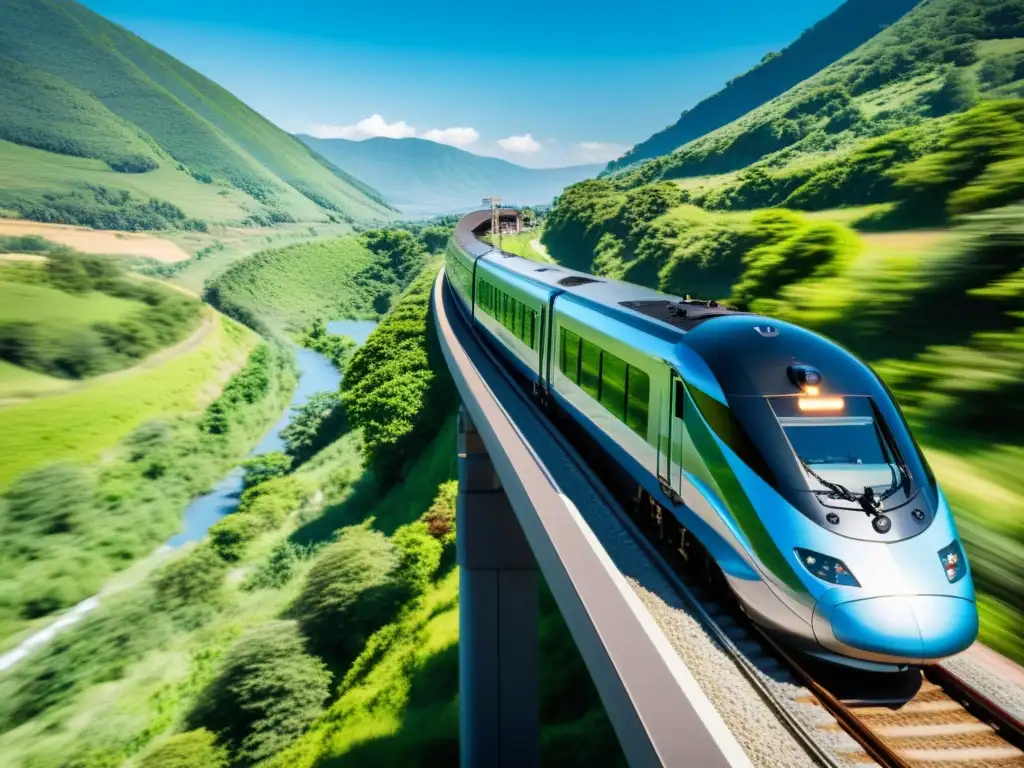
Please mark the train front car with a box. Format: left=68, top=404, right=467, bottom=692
left=672, top=314, right=979, bottom=670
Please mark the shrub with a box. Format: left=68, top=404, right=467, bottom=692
left=137, top=730, right=229, bottom=768
left=342, top=264, right=456, bottom=480
left=929, top=68, right=980, bottom=116
left=188, top=621, right=331, bottom=764
left=209, top=514, right=264, bottom=562
left=422, top=480, right=458, bottom=545
left=153, top=545, right=227, bottom=609
left=242, top=541, right=316, bottom=591
left=242, top=452, right=292, bottom=490
left=292, top=526, right=409, bottom=661
left=392, top=522, right=444, bottom=593
left=733, top=221, right=859, bottom=308
left=280, top=392, right=347, bottom=464
left=4, top=462, right=93, bottom=535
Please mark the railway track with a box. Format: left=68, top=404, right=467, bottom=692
left=448, top=272, right=1024, bottom=768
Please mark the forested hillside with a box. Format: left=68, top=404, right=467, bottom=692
left=0, top=0, right=394, bottom=229
left=544, top=0, right=1024, bottom=666
left=606, top=0, right=919, bottom=172
left=614, top=0, right=1024, bottom=188
left=299, top=135, right=601, bottom=217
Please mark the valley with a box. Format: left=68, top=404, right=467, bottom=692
left=0, top=0, right=1023, bottom=765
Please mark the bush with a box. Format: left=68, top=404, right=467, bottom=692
left=242, top=452, right=292, bottom=490
left=209, top=514, right=264, bottom=562
left=153, top=545, right=227, bottom=609
left=929, top=68, right=980, bottom=116
left=292, top=526, right=409, bottom=661
left=242, top=541, right=316, bottom=591
left=733, top=221, right=859, bottom=308
left=137, top=730, right=229, bottom=768
left=392, top=522, right=443, bottom=593
left=4, top=462, right=94, bottom=536
left=422, top=480, right=458, bottom=545
left=188, top=621, right=331, bottom=765
left=280, top=391, right=347, bottom=464
left=342, top=264, right=455, bottom=480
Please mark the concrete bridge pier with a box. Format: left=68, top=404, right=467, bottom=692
left=457, top=406, right=540, bottom=768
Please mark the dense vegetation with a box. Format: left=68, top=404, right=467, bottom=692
left=614, top=0, right=1024, bottom=188
left=0, top=0, right=394, bottom=226
left=0, top=247, right=202, bottom=379
left=607, top=0, right=919, bottom=172
left=544, top=139, right=1024, bottom=663
left=0, top=254, right=622, bottom=767
left=205, top=231, right=428, bottom=336
left=0, top=339, right=293, bottom=638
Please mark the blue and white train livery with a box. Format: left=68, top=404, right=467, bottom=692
left=444, top=211, right=979, bottom=670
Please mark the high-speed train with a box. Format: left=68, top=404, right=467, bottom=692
left=444, top=212, right=978, bottom=670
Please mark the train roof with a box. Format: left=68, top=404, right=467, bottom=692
left=461, top=211, right=748, bottom=336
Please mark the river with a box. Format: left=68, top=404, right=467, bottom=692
left=0, top=319, right=377, bottom=673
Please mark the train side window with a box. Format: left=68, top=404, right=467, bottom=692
left=515, top=301, right=524, bottom=340
left=600, top=351, right=627, bottom=421
left=528, top=311, right=536, bottom=349
left=674, top=379, right=685, bottom=419
left=626, top=366, right=650, bottom=437
left=580, top=339, right=601, bottom=399
left=561, top=329, right=581, bottom=384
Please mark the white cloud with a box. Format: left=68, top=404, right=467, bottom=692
left=310, top=114, right=416, bottom=140
left=576, top=141, right=631, bottom=163
left=497, top=133, right=542, bottom=154
left=422, top=126, right=480, bottom=147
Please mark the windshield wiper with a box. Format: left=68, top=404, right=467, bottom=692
left=801, top=459, right=910, bottom=518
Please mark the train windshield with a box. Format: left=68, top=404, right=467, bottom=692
left=780, top=417, right=891, bottom=467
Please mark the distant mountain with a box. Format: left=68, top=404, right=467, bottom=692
left=297, top=136, right=602, bottom=217
left=0, top=0, right=394, bottom=227
left=605, top=0, right=920, bottom=173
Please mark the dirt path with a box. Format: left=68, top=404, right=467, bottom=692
left=0, top=220, right=191, bottom=262
left=0, top=311, right=215, bottom=406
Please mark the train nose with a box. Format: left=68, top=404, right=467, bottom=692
left=813, top=596, right=978, bottom=663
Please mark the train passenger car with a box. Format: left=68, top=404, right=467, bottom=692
left=443, top=214, right=978, bottom=671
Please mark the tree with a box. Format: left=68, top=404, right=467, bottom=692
left=153, top=545, right=227, bottom=608
left=137, top=730, right=229, bottom=768
left=929, top=68, right=979, bottom=116
left=419, top=225, right=451, bottom=253
left=292, top=526, right=409, bottom=660
left=280, top=391, right=347, bottom=464
left=188, top=621, right=331, bottom=764
left=242, top=452, right=292, bottom=490
left=5, top=462, right=93, bottom=535
left=392, top=522, right=443, bottom=593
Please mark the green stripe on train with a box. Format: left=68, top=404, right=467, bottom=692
left=683, top=382, right=806, bottom=594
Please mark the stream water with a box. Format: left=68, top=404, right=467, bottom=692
left=0, top=319, right=377, bottom=673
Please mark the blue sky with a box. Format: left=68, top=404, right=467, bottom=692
left=81, top=0, right=845, bottom=168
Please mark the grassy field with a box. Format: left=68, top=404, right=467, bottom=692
left=0, top=140, right=257, bottom=224
left=0, top=361, right=65, bottom=399
left=165, top=222, right=355, bottom=294
left=482, top=229, right=551, bottom=262
left=0, top=281, right=140, bottom=326
left=0, top=310, right=257, bottom=489
left=206, top=234, right=419, bottom=334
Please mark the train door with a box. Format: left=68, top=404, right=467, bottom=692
left=663, top=371, right=686, bottom=501
left=538, top=306, right=547, bottom=383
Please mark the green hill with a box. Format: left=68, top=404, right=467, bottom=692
left=615, top=0, right=1024, bottom=188
left=0, top=0, right=395, bottom=228
left=297, top=136, right=601, bottom=217
left=606, top=0, right=920, bottom=173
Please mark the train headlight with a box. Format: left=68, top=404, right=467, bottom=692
left=938, top=541, right=967, bottom=583
left=794, top=548, right=860, bottom=587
